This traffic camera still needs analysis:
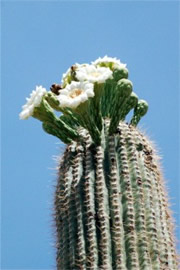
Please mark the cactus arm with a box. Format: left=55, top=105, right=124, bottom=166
left=94, top=144, right=112, bottom=269
left=83, top=134, right=99, bottom=269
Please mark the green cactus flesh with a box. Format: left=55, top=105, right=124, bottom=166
left=55, top=120, right=178, bottom=270
left=20, top=57, right=178, bottom=269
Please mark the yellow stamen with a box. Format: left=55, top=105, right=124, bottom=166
left=91, top=72, right=100, bottom=77
left=69, top=89, right=82, bottom=98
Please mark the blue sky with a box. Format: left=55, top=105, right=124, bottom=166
left=1, top=1, right=179, bottom=269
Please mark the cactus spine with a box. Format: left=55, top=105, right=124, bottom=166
left=55, top=121, right=178, bottom=270
left=19, top=56, right=178, bottom=269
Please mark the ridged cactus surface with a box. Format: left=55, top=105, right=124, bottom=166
left=19, top=56, right=178, bottom=270
left=55, top=121, right=178, bottom=270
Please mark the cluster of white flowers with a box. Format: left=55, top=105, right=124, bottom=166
left=19, top=86, right=47, bottom=120
left=59, top=56, right=126, bottom=109
left=57, top=81, right=94, bottom=109
left=20, top=56, right=126, bottom=116
left=61, top=55, right=126, bottom=85
left=59, top=64, right=112, bottom=108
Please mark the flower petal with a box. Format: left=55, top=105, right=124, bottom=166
left=19, top=86, right=47, bottom=120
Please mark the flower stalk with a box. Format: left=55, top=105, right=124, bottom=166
left=130, top=100, right=149, bottom=127
left=90, top=82, right=104, bottom=132
left=73, top=101, right=101, bottom=145
left=109, top=78, right=133, bottom=134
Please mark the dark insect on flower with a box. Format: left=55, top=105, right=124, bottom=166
left=50, top=83, right=62, bottom=95
left=71, top=65, right=76, bottom=71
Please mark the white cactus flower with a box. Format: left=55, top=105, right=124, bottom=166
left=19, top=85, right=47, bottom=119
left=61, top=63, right=88, bottom=86
left=61, top=67, right=71, bottom=84
left=76, top=65, right=113, bottom=83
left=92, top=55, right=127, bottom=69
left=57, top=81, right=94, bottom=109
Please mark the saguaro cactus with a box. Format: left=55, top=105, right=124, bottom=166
left=20, top=56, right=178, bottom=269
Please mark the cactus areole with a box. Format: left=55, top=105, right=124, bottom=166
left=20, top=56, right=178, bottom=269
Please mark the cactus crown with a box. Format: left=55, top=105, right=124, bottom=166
left=19, top=56, right=148, bottom=145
